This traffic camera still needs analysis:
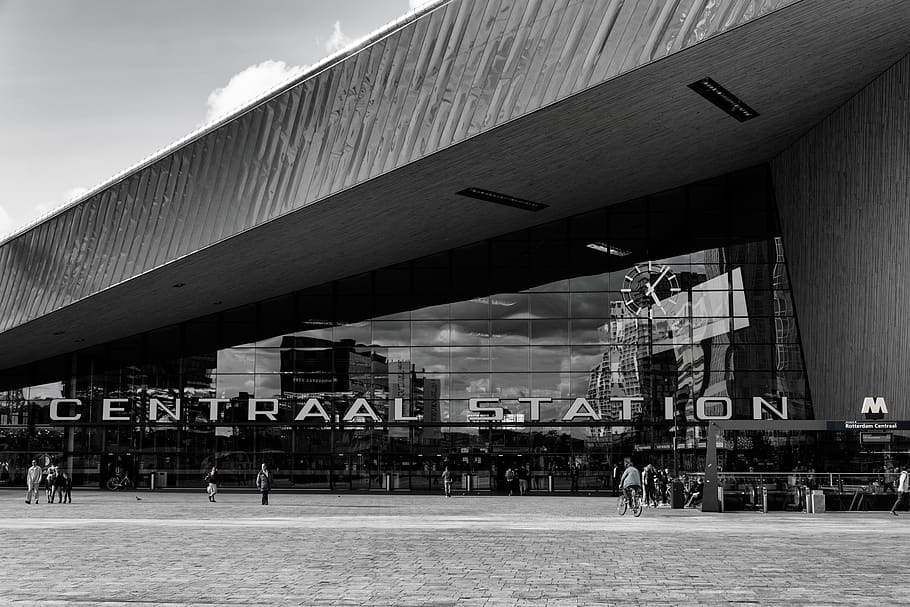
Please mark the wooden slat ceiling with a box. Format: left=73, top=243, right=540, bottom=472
left=0, top=0, right=908, bottom=372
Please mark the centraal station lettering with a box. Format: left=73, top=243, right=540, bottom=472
left=48, top=395, right=796, bottom=424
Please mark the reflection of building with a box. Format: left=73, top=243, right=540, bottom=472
left=588, top=302, right=646, bottom=416
left=278, top=336, right=389, bottom=400
left=1, top=1, right=908, bottom=486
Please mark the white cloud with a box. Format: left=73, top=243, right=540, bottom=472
left=0, top=204, right=11, bottom=236
left=63, top=186, right=90, bottom=202
left=324, top=21, right=353, bottom=54
left=204, top=60, right=307, bottom=124
left=30, top=186, right=89, bottom=224
left=0, top=184, right=90, bottom=239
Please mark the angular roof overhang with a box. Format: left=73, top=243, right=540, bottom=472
left=0, top=0, right=908, bottom=372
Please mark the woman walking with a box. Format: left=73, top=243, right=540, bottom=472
left=204, top=466, right=219, bottom=502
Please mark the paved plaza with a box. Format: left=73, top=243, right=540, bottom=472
left=0, top=489, right=908, bottom=606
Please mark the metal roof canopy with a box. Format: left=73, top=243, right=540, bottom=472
left=1, top=0, right=908, bottom=373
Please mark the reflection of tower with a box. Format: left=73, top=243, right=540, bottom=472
left=423, top=378, right=442, bottom=441
left=183, top=354, right=217, bottom=398
left=588, top=302, right=646, bottom=421
left=587, top=302, right=646, bottom=448
left=0, top=388, right=25, bottom=425
left=389, top=360, right=442, bottom=441
left=388, top=360, right=413, bottom=439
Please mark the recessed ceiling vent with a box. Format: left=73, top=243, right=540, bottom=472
left=689, top=77, right=759, bottom=122
left=456, top=187, right=548, bottom=212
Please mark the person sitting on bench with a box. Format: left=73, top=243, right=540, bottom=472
left=685, top=479, right=704, bottom=508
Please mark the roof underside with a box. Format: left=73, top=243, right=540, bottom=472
left=0, top=0, right=908, bottom=372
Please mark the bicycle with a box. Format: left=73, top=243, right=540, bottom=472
left=106, top=473, right=134, bottom=491
left=617, top=486, right=643, bottom=517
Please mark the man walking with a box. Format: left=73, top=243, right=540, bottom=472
left=256, top=463, right=272, bottom=505
left=205, top=466, right=219, bottom=503
left=441, top=466, right=453, bottom=498
left=25, top=459, right=42, bottom=504
left=890, top=465, right=909, bottom=516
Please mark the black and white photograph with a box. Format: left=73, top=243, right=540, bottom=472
left=1, top=1, right=909, bottom=605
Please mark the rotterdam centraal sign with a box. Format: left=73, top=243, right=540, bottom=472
left=46, top=395, right=799, bottom=424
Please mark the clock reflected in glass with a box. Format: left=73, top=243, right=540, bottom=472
left=621, top=261, right=681, bottom=317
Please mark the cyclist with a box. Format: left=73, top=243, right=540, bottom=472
left=620, top=458, right=642, bottom=507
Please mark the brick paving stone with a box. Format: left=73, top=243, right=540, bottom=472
left=1, top=490, right=909, bottom=605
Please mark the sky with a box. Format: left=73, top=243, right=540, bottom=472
left=0, top=0, right=428, bottom=239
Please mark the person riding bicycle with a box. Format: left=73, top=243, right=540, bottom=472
left=620, top=459, right=642, bottom=506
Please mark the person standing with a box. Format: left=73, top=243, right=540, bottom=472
left=25, top=460, right=42, bottom=504
left=505, top=467, right=516, bottom=496
left=569, top=463, right=580, bottom=493
left=642, top=464, right=658, bottom=507
left=205, top=466, right=219, bottom=503
left=256, top=463, right=272, bottom=505
left=890, top=466, right=909, bottom=516
left=441, top=466, right=453, bottom=498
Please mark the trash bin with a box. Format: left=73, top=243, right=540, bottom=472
left=154, top=471, right=167, bottom=489
left=670, top=480, right=685, bottom=508
left=809, top=490, right=826, bottom=513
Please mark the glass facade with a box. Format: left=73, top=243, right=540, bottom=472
left=1, top=166, right=902, bottom=494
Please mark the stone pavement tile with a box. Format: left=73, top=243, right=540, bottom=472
left=1, top=491, right=908, bottom=605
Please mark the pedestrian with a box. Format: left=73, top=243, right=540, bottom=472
left=25, top=459, right=42, bottom=504
left=204, top=466, right=219, bottom=502
left=256, top=463, right=272, bottom=505
left=660, top=468, right=671, bottom=505
left=59, top=472, right=72, bottom=504
left=570, top=463, right=579, bottom=493
left=441, top=466, right=453, bottom=498
left=890, top=466, right=909, bottom=516
left=642, top=464, right=658, bottom=507
left=505, top=467, right=516, bottom=496
left=45, top=462, right=59, bottom=503
left=517, top=465, right=529, bottom=496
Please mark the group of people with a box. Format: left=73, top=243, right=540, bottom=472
left=617, top=460, right=705, bottom=509
left=201, top=462, right=274, bottom=504
left=503, top=465, right=531, bottom=496
left=24, top=459, right=72, bottom=504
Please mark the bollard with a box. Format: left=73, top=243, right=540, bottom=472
left=465, top=474, right=473, bottom=493
left=762, top=487, right=768, bottom=513
left=150, top=472, right=156, bottom=491
left=384, top=473, right=392, bottom=492
left=547, top=475, right=554, bottom=493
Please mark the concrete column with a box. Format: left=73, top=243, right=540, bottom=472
left=702, top=423, right=720, bottom=512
